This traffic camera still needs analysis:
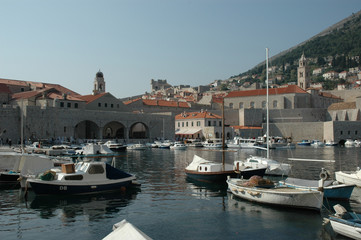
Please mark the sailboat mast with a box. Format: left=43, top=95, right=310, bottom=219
left=222, top=97, right=225, bottom=170
left=266, top=48, right=270, bottom=159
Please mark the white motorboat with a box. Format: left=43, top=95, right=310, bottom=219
left=327, top=204, right=361, bottom=239
left=335, top=168, right=361, bottom=187
left=127, top=143, right=148, bottom=150
left=202, top=139, right=223, bottom=148
left=103, top=219, right=152, bottom=240
left=226, top=137, right=258, bottom=149
left=245, top=155, right=291, bottom=176
left=75, top=143, right=115, bottom=157
left=227, top=175, right=324, bottom=211
left=170, top=142, right=187, bottom=150
left=27, top=161, right=137, bottom=195
left=325, top=140, right=338, bottom=146
left=345, top=139, right=355, bottom=147
left=104, top=140, right=126, bottom=151
left=311, top=140, right=325, bottom=147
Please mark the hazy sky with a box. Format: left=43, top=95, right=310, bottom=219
left=1, top=0, right=361, bottom=98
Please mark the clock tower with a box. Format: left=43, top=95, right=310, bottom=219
left=297, top=53, right=310, bottom=90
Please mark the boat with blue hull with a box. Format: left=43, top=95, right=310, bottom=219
left=27, top=161, right=137, bottom=195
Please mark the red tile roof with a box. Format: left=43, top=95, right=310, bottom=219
left=225, top=85, right=307, bottom=98
left=11, top=88, right=85, bottom=101
left=79, top=92, right=108, bottom=103
left=123, top=97, right=142, bottom=105
left=175, top=111, right=221, bottom=120
left=142, top=99, right=190, bottom=108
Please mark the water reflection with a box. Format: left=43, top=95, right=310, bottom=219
left=28, top=189, right=139, bottom=221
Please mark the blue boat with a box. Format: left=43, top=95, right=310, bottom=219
left=297, top=140, right=311, bottom=146
left=279, top=177, right=355, bottom=200
left=27, top=162, right=137, bottom=195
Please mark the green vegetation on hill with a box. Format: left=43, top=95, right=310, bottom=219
left=233, top=11, right=361, bottom=88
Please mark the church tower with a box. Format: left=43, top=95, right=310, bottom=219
left=297, top=53, right=310, bottom=90
left=93, top=70, right=105, bottom=95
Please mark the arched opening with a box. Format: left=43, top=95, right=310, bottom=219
left=129, top=122, right=148, bottom=139
left=103, top=121, right=125, bottom=139
left=74, top=120, right=99, bottom=139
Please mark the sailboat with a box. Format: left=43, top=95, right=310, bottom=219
left=185, top=99, right=267, bottom=183
left=242, top=48, right=291, bottom=176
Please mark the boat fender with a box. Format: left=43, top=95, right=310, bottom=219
left=319, top=168, right=329, bottom=181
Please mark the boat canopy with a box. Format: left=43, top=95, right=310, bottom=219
left=185, top=155, right=212, bottom=171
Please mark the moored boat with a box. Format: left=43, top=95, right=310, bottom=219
left=297, top=140, right=311, bottom=146
left=104, top=140, right=126, bottom=152
left=170, top=142, right=187, bottom=150
left=335, top=168, right=361, bottom=187
left=127, top=143, right=148, bottom=150
left=227, top=175, right=324, bottom=211
left=245, top=155, right=291, bottom=176
left=327, top=204, right=361, bottom=239
left=27, top=161, right=137, bottom=195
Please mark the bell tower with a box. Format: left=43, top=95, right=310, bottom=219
left=297, top=53, right=310, bottom=90
left=93, top=70, right=105, bottom=95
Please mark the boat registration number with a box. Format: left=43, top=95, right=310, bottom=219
left=59, top=186, right=68, bottom=191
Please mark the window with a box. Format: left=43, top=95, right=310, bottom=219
left=65, top=175, right=83, bottom=180
left=239, top=102, right=243, bottom=109
left=74, top=103, right=78, bottom=108
left=197, top=121, right=201, bottom=126
left=117, top=104, right=119, bottom=108
left=273, top=100, right=278, bottom=108
left=356, top=131, right=358, bottom=135
left=60, top=102, right=64, bottom=107
left=98, top=103, right=101, bottom=107
left=105, top=103, right=108, bottom=108
left=229, top=103, right=233, bottom=109
left=340, top=131, right=343, bottom=135
left=250, top=102, right=255, bottom=108
left=208, top=121, right=211, bottom=126
left=186, top=122, right=188, bottom=127
left=178, top=122, right=180, bottom=127
left=64, top=127, right=66, bottom=133
left=213, top=121, right=216, bottom=126
left=182, top=122, right=184, bottom=127
left=191, top=122, right=194, bottom=127
left=111, top=104, right=114, bottom=108
left=67, top=102, right=71, bottom=108
left=219, top=121, right=222, bottom=126
left=88, top=165, right=105, bottom=174
left=262, top=101, right=266, bottom=109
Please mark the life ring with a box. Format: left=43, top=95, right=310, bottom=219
left=319, top=169, right=329, bottom=180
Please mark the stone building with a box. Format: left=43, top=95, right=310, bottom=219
left=175, top=110, right=233, bottom=140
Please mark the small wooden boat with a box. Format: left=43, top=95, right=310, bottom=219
left=27, top=161, right=137, bottom=195
left=327, top=204, right=361, bottom=239
left=227, top=175, right=324, bottom=211
left=279, top=173, right=354, bottom=200
left=335, top=168, right=361, bottom=187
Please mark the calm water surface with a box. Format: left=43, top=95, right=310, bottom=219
left=1, top=146, right=361, bottom=240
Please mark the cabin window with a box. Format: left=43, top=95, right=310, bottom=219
left=205, top=167, right=208, bottom=171
left=199, top=166, right=202, bottom=171
left=88, top=165, right=105, bottom=174
left=65, top=175, right=83, bottom=180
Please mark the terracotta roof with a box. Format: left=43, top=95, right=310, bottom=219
left=123, top=97, right=142, bottom=105
left=0, top=83, right=11, bottom=94
left=11, top=88, right=85, bottom=101
left=0, top=78, right=28, bottom=87
left=175, top=111, right=221, bottom=120
left=143, top=99, right=190, bottom=108
left=225, top=85, right=307, bottom=98
left=328, top=102, right=356, bottom=110
left=319, top=92, right=342, bottom=99
left=79, top=92, right=108, bottom=103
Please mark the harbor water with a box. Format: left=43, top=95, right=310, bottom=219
left=1, top=146, right=361, bottom=240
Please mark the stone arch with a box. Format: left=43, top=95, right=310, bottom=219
left=129, top=122, right=149, bottom=139
left=74, top=120, right=100, bottom=139
left=103, top=121, right=126, bottom=139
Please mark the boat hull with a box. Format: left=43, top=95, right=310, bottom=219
left=330, top=217, right=361, bottom=239
left=335, top=171, right=361, bottom=187
left=0, top=172, right=20, bottom=183
left=185, top=170, right=237, bottom=183
left=28, top=179, right=134, bottom=195
left=227, top=178, right=323, bottom=211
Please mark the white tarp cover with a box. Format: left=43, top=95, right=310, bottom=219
left=20, top=155, right=54, bottom=175
left=102, top=219, right=152, bottom=240
left=185, top=155, right=212, bottom=171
